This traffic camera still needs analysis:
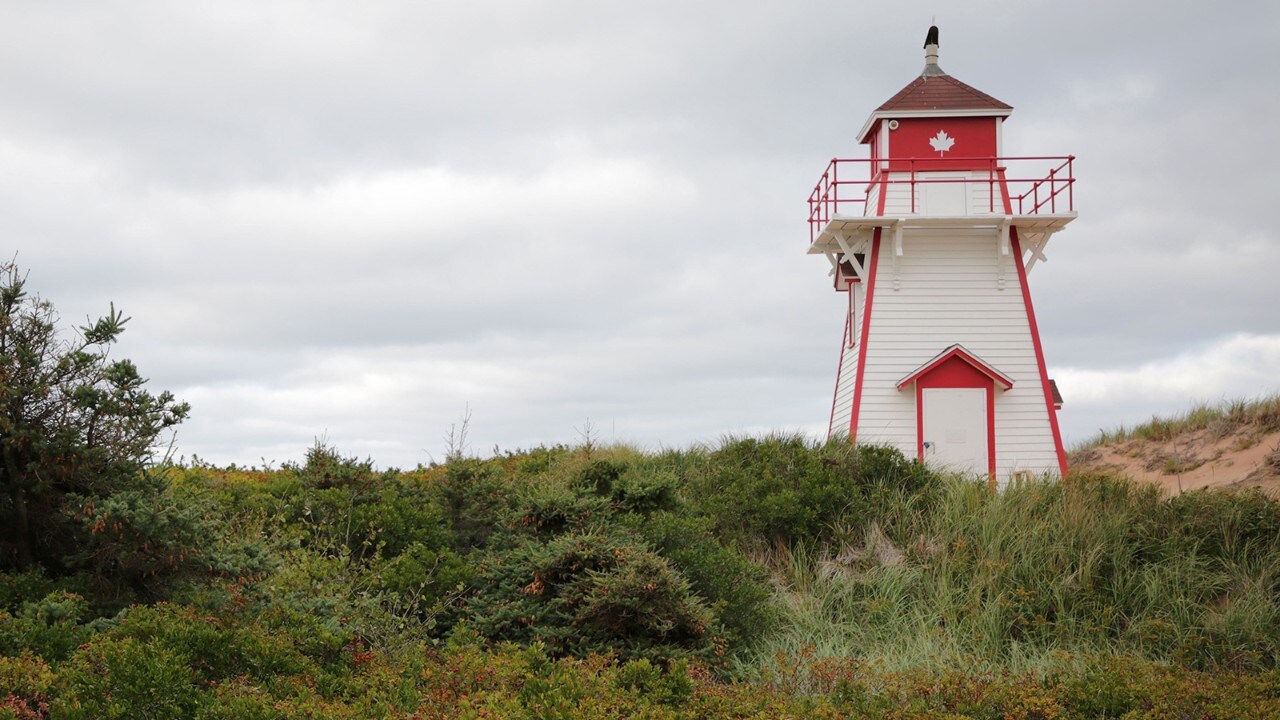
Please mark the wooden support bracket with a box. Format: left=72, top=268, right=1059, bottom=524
left=1023, top=231, right=1051, bottom=273
left=834, top=232, right=867, bottom=278
left=823, top=249, right=839, bottom=277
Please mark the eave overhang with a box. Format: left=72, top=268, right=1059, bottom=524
left=807, top=213, right=1076, bottom=255
left=855, top=107, right=1013, bottom=145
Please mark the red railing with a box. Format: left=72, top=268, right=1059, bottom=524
left=807, top=156, right=1075, bottom=243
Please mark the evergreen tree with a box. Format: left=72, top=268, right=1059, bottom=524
left=0, top=260, right=189, bottom=571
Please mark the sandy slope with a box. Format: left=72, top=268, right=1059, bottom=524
left=1070, top=426, right=1280, bottom=496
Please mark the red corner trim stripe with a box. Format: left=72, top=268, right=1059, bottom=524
left=847, top=231, right=881, bottom=442
left=987, top=385, right=997, bottom=482
left=1010, top=227, right=1069, bottom=476
left=915, top=383, right=924, bottom=461
left=847, top=176, right=889, bottom=444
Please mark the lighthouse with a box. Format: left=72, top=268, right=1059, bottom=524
left=807, top=26, right=1075, bottom=484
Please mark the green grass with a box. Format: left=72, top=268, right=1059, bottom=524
left=748, top=473, right=1280, bottom=675
left=1076, top=394, right=1280, bottom=450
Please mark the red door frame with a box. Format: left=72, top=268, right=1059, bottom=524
left=907, top=354, right=1002, bottom=483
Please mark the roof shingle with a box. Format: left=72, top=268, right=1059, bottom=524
left=877, top=73, right=1011, bottom=112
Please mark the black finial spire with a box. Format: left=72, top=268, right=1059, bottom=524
left=922, top=22, right=944, bottom=75
left=924, top=24, right=939, bottom=48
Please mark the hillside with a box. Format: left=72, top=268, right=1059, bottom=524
left=5, top=426, right=1280, bottom=716
left=1070, top=397, right=1280, bottom=494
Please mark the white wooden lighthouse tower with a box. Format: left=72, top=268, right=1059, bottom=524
left=807, top=26, right=1075, bottom=483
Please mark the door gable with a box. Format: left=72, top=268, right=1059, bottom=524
left=896, top=344, right=1013, bottom=391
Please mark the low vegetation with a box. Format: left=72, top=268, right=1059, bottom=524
left=4, top=261, right=1280, bottom=718
left=3, top=437, right=1279, bottom=718
left=1077, top=395, right=1280, bottom=449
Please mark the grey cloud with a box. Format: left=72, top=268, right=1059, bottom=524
left=2, top=0, right=1277, bottom=467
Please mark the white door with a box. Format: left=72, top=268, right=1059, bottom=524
left=922, top=388, right=988, bottom=474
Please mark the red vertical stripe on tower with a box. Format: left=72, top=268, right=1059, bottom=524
left=1010, top=228, right=1069, bottom=476
left=847, top=179, right=890, bottom=443
left=847, top=232, right=881, bottom=442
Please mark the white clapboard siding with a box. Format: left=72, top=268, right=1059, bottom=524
left=829, top=343, right=856, bottom=436
left=872, top=171, right=1006, bottom=216
left=828, top=282, right=865, bottom=437
left=881, top=180, right=917, bottom=215
left=863, top=183, right=881, bottom=217
left=855, top=231, right=1060, bottom=479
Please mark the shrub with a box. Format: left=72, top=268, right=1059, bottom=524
left=65, top=474, right=271, bottom=603
left=569, top=459, right=628, bottom=498
left=508, top=485, right=610, bottom=540
left=52, top=635, right=201, bottom=720
left=463, top=529, right=720, bottom=663
left=0, top=571, right=56, bottom=614
left=570, top=459, right=682, bottom=516
left=110, top=603, right=312, bottom=682
left=376, top=541, right=473, bottom=615
left=625, top=511, right=774, bottom=653
left=0, top=592, right=92, bottom=662
left=616, top=657, right=694, bottom=708
left=687, top=436, right=933, bottom=549
left=437, top=457, right=516, bottom=552
left=283, top=443, right=457, bottom=564
left=610, top=468, right=682, bottom=515
left=0, top=651, right=54, bottom=720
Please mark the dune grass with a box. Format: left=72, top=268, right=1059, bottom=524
left=748, top=473, right=1280, bottom=675
left=1076, top=394, right=1280, bottom=450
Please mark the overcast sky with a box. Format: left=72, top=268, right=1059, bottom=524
left=3, top=0, right=1278, bottom=468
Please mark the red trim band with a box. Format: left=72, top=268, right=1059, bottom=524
left=847, top=232, right=881, bottom=441
left=1010, top=227, right=1069, bottom=476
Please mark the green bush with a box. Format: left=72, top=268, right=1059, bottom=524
left=616, top=656, right=694, bottom=707
left=65, top=475, right=272, bottom=604
left=282, top=444, right=457, bottom=564
left=508, top=485, right=611, bottom=540
left=0, top=571, right=56, bottom=614
left=437, top=457, right=517, bottom=552
left=376, top=541, right=473, bottom=615
left=0, top=592, right=92, bottom=662
left=687, top=436, right=933, bottom=549
left=568, top=459, right=628, bottom=498
left=463, top=529, right=720, bottom=663
left=570, top=459, right=683, bottom=516
left=610, top=468, right=682, bottom=515
left=110, top=603, right=312, bottom=682
left=52, top=635, right=201, bottom=720
left=626, top=511, right=775, bottom=652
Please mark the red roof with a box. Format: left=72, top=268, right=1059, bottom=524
left=877, top=73, right=1011, bottom=113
